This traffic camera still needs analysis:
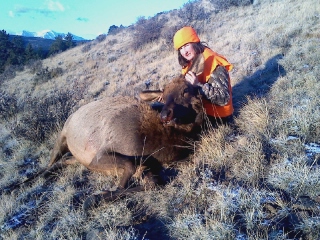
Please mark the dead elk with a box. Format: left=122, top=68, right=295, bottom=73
left=5, top=76, right=205, bottom=210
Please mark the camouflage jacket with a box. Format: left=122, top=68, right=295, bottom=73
left=198, top=65, right=230, bottom=106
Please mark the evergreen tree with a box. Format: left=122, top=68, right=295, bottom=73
left=25, top=43, right=38, bottom=62
left=7, top=36, right=25, bottom=66
left=0, top=30, right=10, bottom=73
left=65, top=32, right=75, bottom=49
left=36, top=47, right=47, bottom=59
left=49, top=35, right=67, bottom=55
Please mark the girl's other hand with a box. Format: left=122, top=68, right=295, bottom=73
left=185, top=71, right=199, bottom=85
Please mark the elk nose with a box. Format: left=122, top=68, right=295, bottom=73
left=160, top=109, right=173, bottom=122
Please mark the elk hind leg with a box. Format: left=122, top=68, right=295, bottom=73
left=48, top=131, right=70, bottom=167
left=41, top=154, right=77, bottom=179
left=83, top=152, right=141, bottom=210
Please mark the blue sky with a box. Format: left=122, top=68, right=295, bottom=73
left=1, top=0, right=190, bottom=39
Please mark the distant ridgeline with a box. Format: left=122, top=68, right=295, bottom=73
left=9, top=35, right=89, bottom=54
left=9, top=35, right=55, bottom=52
left=0, top=30, right=89, bottom=74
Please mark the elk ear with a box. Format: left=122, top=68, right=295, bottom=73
left=189, top=54, right=205, bottom=76
left=195, top=112, right=204, bottom=126
left=139, top=90, right=163, bottom=102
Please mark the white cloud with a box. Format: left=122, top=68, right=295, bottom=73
left=9, top=1, right=65, bottom=18
left=46, top=0, right=65, bottom=12
left=9, top=0, right=65, bottom=17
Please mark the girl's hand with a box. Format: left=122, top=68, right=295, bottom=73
left=156, top=93, right=164, bottom=103
left=185, top=71, right=199, bottom=86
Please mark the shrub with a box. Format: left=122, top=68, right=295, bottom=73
left=95, top=34, right=107, bottom=43
left=108, top=25, right=125, bottom=35
left=178, top=0, right=208, bottom=24
left=33, top=67, right=63, bottom=84
left=81, top=43, right=92, bottom=53
left=0, top=90, right=18, bottom=120
left=210, top=0, right=253, bottom=10
left=108, top=39, right=118, bottom=46
left=107, top=56, right=117, bottom=63
left=0, top=65, right=24, bottom=84
left=26, top=59, right=43, bottom=74
left=131, top=16, right=168, bottom=50
left=161, top=25, right=184, bottom=49
left=0, top=67, right=15, bottom=84
left=33, top=67, right=51, bottom=83
left=50, top=67, right=63, bottom=78
left=11, top=89, right=81, bottom=142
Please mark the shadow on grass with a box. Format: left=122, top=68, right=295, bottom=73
left=232, top=54, right=286, bottom=116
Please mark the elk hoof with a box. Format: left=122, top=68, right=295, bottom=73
left=83, top=190, right=119, bottom=212
left=83, top=194, right=104, bottom=212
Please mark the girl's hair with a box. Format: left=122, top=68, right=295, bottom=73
left=178, top=42, right=209, bottom=68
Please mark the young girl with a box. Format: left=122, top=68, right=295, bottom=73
left=173, top=26, right=233, bottom=126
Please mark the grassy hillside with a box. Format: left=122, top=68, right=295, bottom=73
left=1, top=0, right=319, bottom=239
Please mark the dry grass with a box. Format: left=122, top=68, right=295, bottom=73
left=1, top=0, right=320, bottom=239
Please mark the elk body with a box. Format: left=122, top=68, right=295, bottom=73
left=47, top=76, right=204, bottom=209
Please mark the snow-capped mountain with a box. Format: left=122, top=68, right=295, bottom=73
left=17, top=30, right=86, bottom=41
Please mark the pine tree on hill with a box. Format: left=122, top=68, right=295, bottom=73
left=0, top=30, right=10, bottom=73
left=65, top=32, right=76, bottom=49
left=49, top=35, right=67, bottom=55
left=6, top=36, right=25, bottom=66
left=25, top=43, right=38, bottom=62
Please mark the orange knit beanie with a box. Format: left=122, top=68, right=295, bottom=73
left=173, top=26, right=200, bottom=50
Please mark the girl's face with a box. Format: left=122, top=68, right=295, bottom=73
left=179, top=43, right=196, bottom=61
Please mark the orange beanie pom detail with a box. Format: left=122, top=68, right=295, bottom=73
left=173, top=26, right=200, bottom=50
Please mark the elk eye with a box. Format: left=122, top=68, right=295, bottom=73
left=183, top=88, right=189, bottom=97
